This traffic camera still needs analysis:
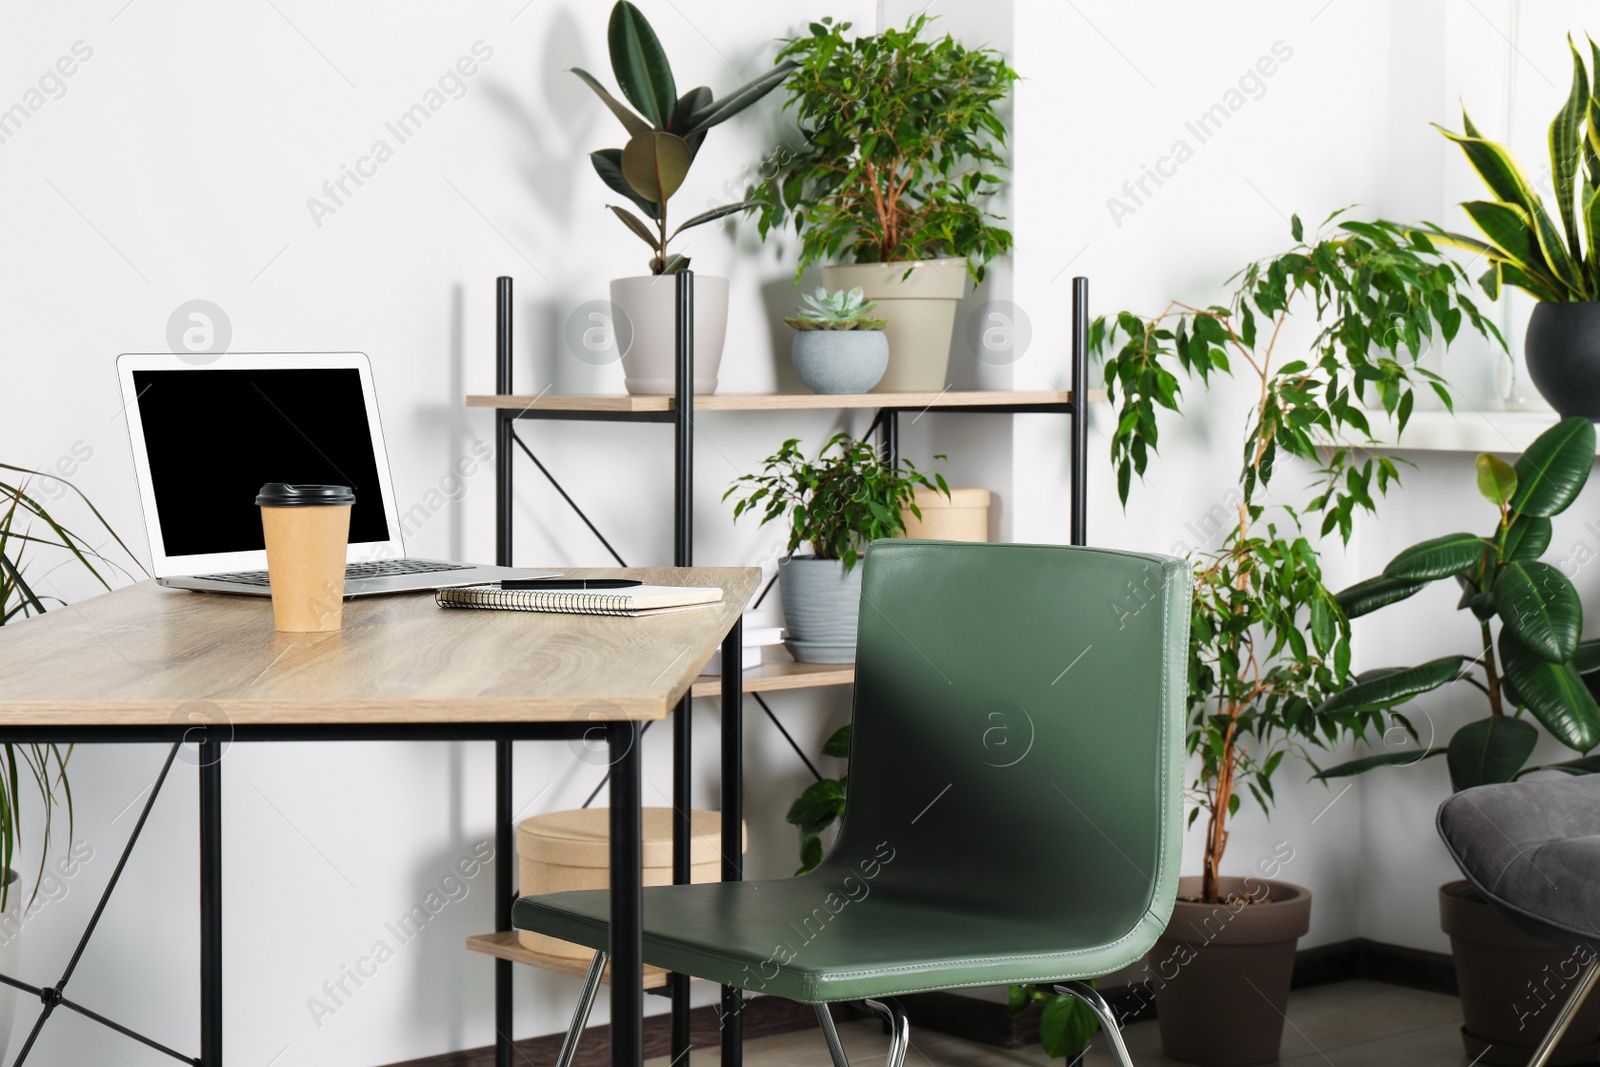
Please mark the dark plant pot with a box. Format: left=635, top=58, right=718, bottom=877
left=1525, top=302, right=1600, bottom=419
left=1151, top=876, right=1311, bottom=1065
left=1440, top=880, right=1600, bottom=1066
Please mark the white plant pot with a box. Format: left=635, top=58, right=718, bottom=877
left=778, top=557, right=862, bottom=663
left=609, top=275, right=728, bottom=396
left=822, top=258, right=968, bottom=392
left=790, top=330, right=888, bottom=394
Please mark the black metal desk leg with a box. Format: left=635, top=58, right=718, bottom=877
left=719, top=619, right=743, bottom=1067
left=609, top=722, right=644, bottom=1067
left=670, top=693, right=692, bottom=1066
left=200, top=741, right=222, bottom=1067
left=496, top=740, right=515, bottom=1067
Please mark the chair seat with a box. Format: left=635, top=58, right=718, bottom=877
left=513, top=878, right=1162, bottom=1004
left=1437, top=775, right=1600, bottom=947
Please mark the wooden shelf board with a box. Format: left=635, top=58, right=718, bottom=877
left=467, top=389, right=1104, bottom=414
left=466, top=932, right=675, bottom=987
left=691, top=660, right=854, bottom=698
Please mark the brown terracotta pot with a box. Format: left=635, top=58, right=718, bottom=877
left=1150, top=876, right=1311, bottom=1065
left=1440, top=880, right=1600, bottom=1066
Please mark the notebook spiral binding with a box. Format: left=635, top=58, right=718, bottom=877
left=436, top=585, right=640, bottom=615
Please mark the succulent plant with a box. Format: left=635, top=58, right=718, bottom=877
left=782, top=287, right=887, bottom=331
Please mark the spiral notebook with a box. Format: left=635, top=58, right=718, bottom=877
left=436, top=583, right=723, bottom=617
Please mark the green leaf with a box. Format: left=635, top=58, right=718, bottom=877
left=1334, top=575, right=1428, bottom=618
left=821, top=724, right=852, bottom=759
left=1495, top=561, right=1583, bottom=662
left=1383, top=532, right=1486, bottom=581
left=1510, top=417, right=1596, bottom=518
left=1549, top=36, right=1590, bottom=262
left=621, top=131, right=692, bottom=203
left=608, top=1, right=677, bottom=128
left=1573, top=638, right=1600, bottom=675
left=681, top=62, right=797, bottom=138
left=606, top=204, right=660, bottom=251
left=1518, top=753, right=1600, bottom=777
left=670, top=200, right=760, bottom=240
left=1316, top=655, right=1468, bottom=714
left=1312, top=748, right=1446, bottom=779
left=1446, top=715, right=1538, bottom=790
left=590, top=149, right=660, bottom=220
left=1039, top=994, right=1098, bottom=1059
left=1503, top=516, right=1553, bottom=562
left=1499, top=629, right=1600, bottom=753
left=569, top=67, right=652, bottom=138
left=1475, top=453, right=1517, bottom=507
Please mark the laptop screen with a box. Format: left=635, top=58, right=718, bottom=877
left=130, top=367, right=392, bottom=558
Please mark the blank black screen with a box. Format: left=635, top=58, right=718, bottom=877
left=132, top=368, right=391, bottom=558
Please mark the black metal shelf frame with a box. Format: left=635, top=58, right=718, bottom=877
left=484, top=271, right=1091, bottom=1067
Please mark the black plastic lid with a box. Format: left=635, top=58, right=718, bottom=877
left=255, top=483, right=355, bottom=507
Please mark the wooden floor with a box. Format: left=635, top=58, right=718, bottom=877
left=649, top=981, right=1476, bottom=1067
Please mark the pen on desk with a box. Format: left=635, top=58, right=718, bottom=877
left=499, top=578, right=643, bottom=590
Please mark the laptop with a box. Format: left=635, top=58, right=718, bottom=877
left=116, top=351, right=558, bottom=596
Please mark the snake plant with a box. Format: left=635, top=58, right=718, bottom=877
left=1423, top=35, right=1600, bottom=302
left=1, top=464, right=141, bottom=909
left=572, top=1, right=793, bottom=274
left=1316, top=418, right=1600, bottom=788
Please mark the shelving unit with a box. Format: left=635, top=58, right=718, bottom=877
left=465, top=272, right=1092, bottom=1067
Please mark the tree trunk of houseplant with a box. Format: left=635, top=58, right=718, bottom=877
left=1523, top=302, right=1600, bottom=420
left=1440, top=880, right=1600, bottom=1066
left=778, top=556, right=862, bottom=663
left=822, top=259, right=966, bottom=392
left=1151, top=876, right=1311, bottom=1065
left=609, top=275, right=728, bottom=396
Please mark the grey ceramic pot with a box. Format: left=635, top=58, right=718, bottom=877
left=778, top=556, right=863, bottom=663
left=790, top=330, right=889, bottom=394
left=1525, top=302, right=1600, bottom=420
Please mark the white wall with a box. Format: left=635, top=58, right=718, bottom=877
left=8, top=1, right=1599, bottom=1063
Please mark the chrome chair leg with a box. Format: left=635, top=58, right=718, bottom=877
left=555, top=951, right=609, bottom=1067
left=1053, top=982, right=1136, bottom=1067
left=1529, top=956, right=1600, bottom=1067
left=814, top=999, right=910, bottom=1067
left=864, top=998, right=910, bottom=1067
left=816, top=1003, right=851, bottom=1067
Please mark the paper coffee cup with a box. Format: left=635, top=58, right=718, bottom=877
left=256, top=483, right=355, bottom=633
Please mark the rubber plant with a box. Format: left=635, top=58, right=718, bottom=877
left=1092, top=211, right=1505, bottom=906
left=573, top=1, right=794, bottom=274
left=1415, top=35, right=1600, bottom=301
left=750, top=15, right=1018, bottom=283
left=1314, top=418, right=1600, bottom=787
left=0, top=464, right=141, bottom=909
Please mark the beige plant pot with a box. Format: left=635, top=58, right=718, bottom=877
left=516, top=808, right=744, bottom=959
left=822, top=258, right=967, bottom=392
left=899, top=487, right=990, bottom=542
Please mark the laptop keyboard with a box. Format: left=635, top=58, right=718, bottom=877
left=203, top=559, right=475, bottom=588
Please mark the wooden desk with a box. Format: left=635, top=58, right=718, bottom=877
left=0, top=567, right=758, bottom=1067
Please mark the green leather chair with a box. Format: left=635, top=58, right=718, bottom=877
left=514, top=541, right=1192, bottom=1067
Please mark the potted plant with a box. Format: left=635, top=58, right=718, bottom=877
left=1422, top=36, right=1600, bottom=418
left=572, top=1, right=793, bottom=395
left=1313, top=418, right=1600, bottom=1066
left=724, top=433, right=946, bottom=662
left=784, top=287, right=888, bottom=394
left=752, top=16, right=1017, bottom=392
left=1, top=463, right=138, bottom=1053
left=1092, top=213, right=1503, bottom=1064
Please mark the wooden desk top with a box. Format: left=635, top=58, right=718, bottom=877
left=0, top=568, right=758, bottom=726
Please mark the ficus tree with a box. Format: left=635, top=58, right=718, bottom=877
left=572, top=1, right=793, bottom=274
left=1093, top=211, right=1504, bottom=906
left=1315, top=418, right=1600, bottom=788
left=750, top=15, right=1017, bottom=283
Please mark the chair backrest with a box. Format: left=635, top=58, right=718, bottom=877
left=816, top=541, right=1191, bottom=940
